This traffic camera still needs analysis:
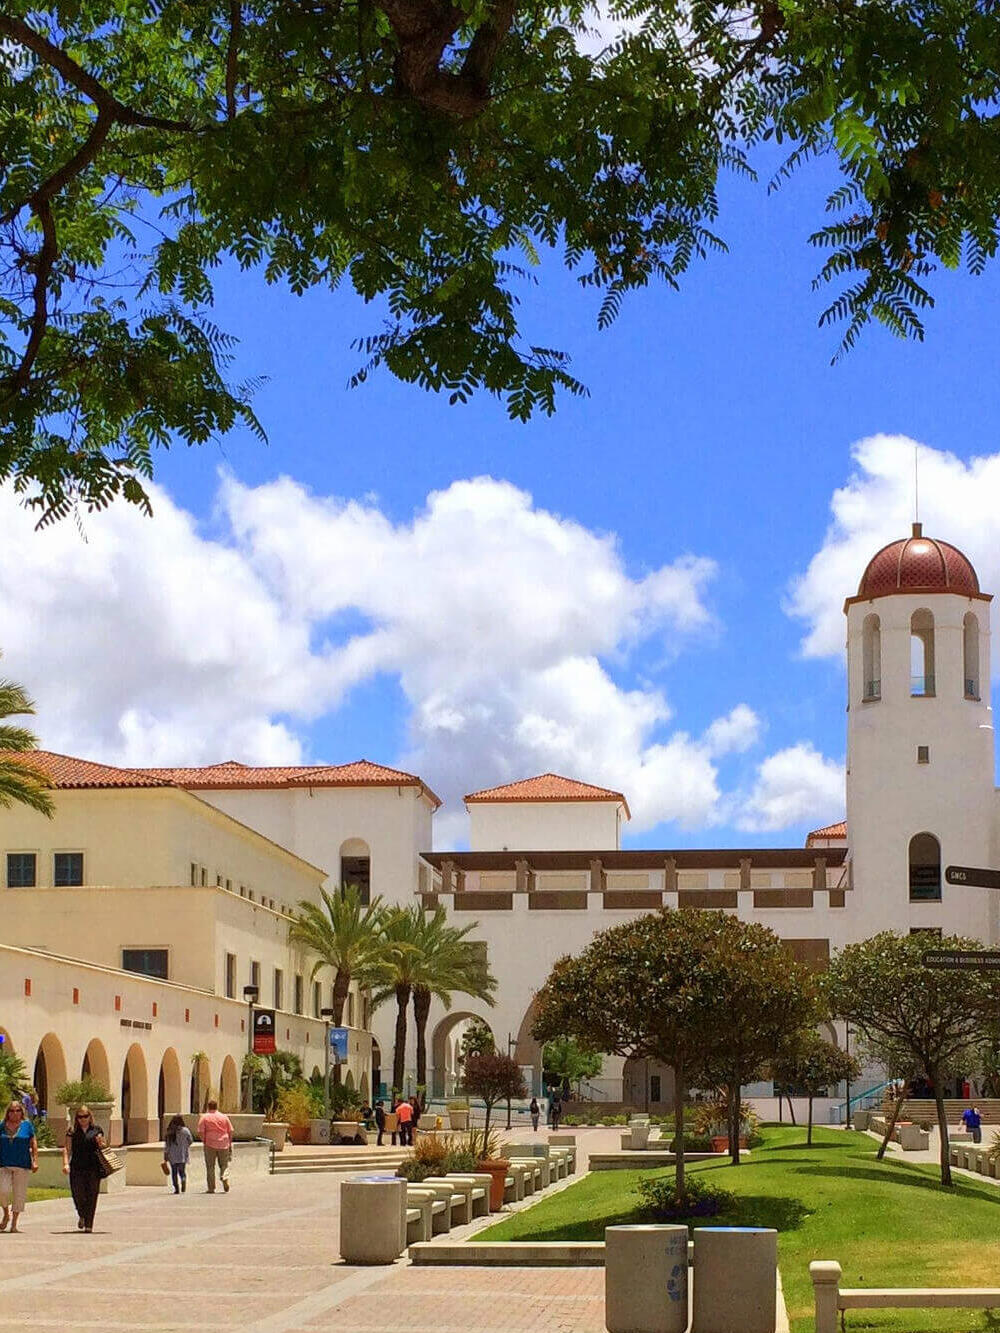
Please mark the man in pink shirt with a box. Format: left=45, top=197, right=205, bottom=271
left=197, top=1100, right=234, bottom=1193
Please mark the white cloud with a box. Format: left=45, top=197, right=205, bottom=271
left=736, top=743, right=845, bottom=834
left=0, top=473, right=774, bottom=835
left=788, top=433, right=1000, bottom=661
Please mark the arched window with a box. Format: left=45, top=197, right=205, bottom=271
left=909, top=832, right=942, bottom=902
left=862, top=614, right=881, bottom=701
left=911, top=610, right=936, bottom=697
left=964, top=613, right=980, bottom=700
left=339, top=838, right=371, bottom=905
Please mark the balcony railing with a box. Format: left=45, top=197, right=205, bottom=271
left=863, top=679, right=881, bottom=701
left=910, top=674, right=936, bottom=697
left=966, top=678, right=980, bottom=699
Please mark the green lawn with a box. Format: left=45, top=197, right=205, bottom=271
left=26, top=1187, right=70, bottom=1203
left=479, top=1126, right=1000, bottom=1332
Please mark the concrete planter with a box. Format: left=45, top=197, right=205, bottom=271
left=448, top=1109, right=469, bottom=1130
left=287, top=1123, right=311, bottom=1145
left=853, top=1111, right=871, bottom=1131
left=629, top=1123, right=651, bottom=1151
left=477, top=1159, right=511, bottom=1211
left=261, top=1121, right=289, bottom=1151
left=331, top=1119, right=366, bottom=1144
left=310, top=1117, right=331, bottom=1145
left=228, top=1114, right=265, bottom=1141
left=53, top=1100, right=114, bottom=1134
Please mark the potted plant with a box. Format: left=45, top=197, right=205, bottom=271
left=247, top=1050, right=301, bottom=1150
left=329, top=1083, right=365, bottom=1144
left=461, top=1052, right=527, bottom=1209
left=277, top=1085, right=314, bottom=1145
left=447, top=1099, right=470, bottom=1131
left=54, top=1077, right=114, bottom=1131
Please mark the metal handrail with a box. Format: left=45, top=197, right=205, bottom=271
left=835, top=1080, right=893, bottom=1117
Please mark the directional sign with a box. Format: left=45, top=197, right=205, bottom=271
left=945, top=864, right=1000, bottom=890
left=923, top=950, right=1000, bottom=971
left=252, top=1007, right=276, bottom=1053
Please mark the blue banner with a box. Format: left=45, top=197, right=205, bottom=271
left=329, top=1027, right=349, bottom=1061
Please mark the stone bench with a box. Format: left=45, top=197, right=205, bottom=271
left=420, top=1177, right=473, bottom=1225
left=408, top=1182, right=457, bottom=1232
left=440, top=1173, right=493, bottom=1217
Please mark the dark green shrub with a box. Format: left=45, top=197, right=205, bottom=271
left=637, top=1175, right=734, bottom=1221
left=397, top=1160, right=435, bottom=1182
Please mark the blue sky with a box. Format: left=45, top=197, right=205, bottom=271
left=5, top=146, right=1000, bottom=851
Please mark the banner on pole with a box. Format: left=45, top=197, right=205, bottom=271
left=252, top=1008, right=277, bottom=1053
left=329, top=1027, right=349, bottom=1061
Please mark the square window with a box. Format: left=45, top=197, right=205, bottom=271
left=7, top=853, right=36, bottom=888
left=917, top=745, right=930, bottom=764
left=225, top=952, right=237, bottom=999
left=54, top=852, right=84, bottom=886
left=274, top=968, right=283, bottom=1010
left=294, top=974, right=304, bottom=1015
left=122, top=948, right=168, bottom=979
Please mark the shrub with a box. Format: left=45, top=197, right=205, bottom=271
left=329, top=1083, right=362, bottom=1118
left=667, top=1134, right=715, bottom=1154
left=33, top=1116, right=58, bottom=1148
left=277, top=1084, right=314, bottom=1128
left=55, top=1077, right=113, bottom=1108
left=637, top=1175, right=735, bottom=1222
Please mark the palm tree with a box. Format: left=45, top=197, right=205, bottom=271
left=410, top=909, right=497, bottom=1093
left=0, top=667, right=53, bottom=817
left=287, top=885, right=386, bottom=1026
left=371, top=905, right=425, bottom=1095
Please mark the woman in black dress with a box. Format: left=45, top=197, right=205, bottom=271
left=62, top=1105, right=106, bottom=1232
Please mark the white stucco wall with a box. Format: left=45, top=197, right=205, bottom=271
left=468, top=800, right=623, bottom=851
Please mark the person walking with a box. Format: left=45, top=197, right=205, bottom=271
left=163, top=1115, right=193, bottom=1194
left=963, top=1104, right=983, bottom=1144
left=0, top=1101, right=38, bottom=1232
left=409, top=1096, right=421, bottom=1144
left=529, top=1097, right=540, bottom=1132
left=197, top=1100, right=234, bottom=1194
left=374, top=1100, right=386, bottom=1146
left=62, top=1105, right=106, bottom=1233
left=395, top=1096, right=414, bottom=1147
left=549, top=1094, right=562, bottom=1131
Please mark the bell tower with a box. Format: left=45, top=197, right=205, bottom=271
left=845, top=524, right=997, bottom=940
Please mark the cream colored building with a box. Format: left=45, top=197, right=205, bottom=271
left=4, top=523, right=999, bottom=1121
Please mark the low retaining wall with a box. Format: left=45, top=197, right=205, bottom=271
left=125, top=1139, right=271, bottom=1186
left=590, top=1151, right=725, bottom=1171
left=35, top=1147, right=126, bottom=1194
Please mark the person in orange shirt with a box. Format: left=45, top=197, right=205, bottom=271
left=395, top=1097, right=413, bottom=1147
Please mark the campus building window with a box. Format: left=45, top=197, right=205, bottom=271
left=190, top=862, right=198, bottom=886
left=341, top=848, right=371, bottom=905
left=862, top=613, right=881, bottom=701
left=294, top=974, right=303, bottom=1015
left=225, top=952, right=237, bottom=999
left=6, top=853, right=36, bottom=888
left=909, top=832, right=942, bottom=902
left=122, top=948, right=169, bottom=979
left=313, top=981, right=321, bottom=1018
left=54, top=852, right=84, bottom=886
left=250, top=960, right=260, bottom=990
left=347, top=993, right=354, bottom=1027
left=274, top=968, right=283, bottom=1010
left=964, top=613, right=981, bottom=698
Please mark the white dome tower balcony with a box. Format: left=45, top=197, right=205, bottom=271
left=844, top=524, right=996, bottom=940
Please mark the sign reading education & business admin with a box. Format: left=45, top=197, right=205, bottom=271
left=252, top=1008, right=277, bottom=1054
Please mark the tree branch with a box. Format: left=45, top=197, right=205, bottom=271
left=3, top=200, right=57, bottom=396
left=225, top=0, right=242, bottom=120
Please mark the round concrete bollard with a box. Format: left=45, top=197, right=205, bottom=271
left=339, top=1176, right=407, bottom=1264
left=691, top=1227, right=777, bottom=1333
left=605, top=1225, right=688, bottom=1333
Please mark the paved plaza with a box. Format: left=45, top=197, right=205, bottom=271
left=0, top=1127, right=609, bottom=1333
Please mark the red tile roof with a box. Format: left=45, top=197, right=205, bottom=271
left=10, top=752, right=441, bottom=806
left=806, top=820, right=847, bottom=845
left=464, top=773, right=630, bottom=819
left=848, top=524, right=989, bottom=607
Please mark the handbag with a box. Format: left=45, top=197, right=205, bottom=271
left=96, top=1146, right=125, bottom=1178
left=160, top=1160, right=170, bottom=1176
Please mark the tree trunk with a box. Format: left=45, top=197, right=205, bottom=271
left=392, top=983, right=410, bottom=1094
left=673, top=1061, right=685, bottom=1196
left=331, top=968, right=350, bottom=1026
left=934, top=1080, right=952, bottom=1187
left=807, top=1094, right=814, bottom=1146
left=786, top=1092, right=797, bottom=1125
left=413, top=987, right=431, bottom=1092
left=876, top=1091, right=905, bottom=1161
left=728, top=1084, right=741, bottom=1166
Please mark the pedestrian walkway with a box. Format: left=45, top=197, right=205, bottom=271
left=0, top=1125, right=612, bottom=1333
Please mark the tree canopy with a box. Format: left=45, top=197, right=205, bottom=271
left=825, top=930, right=1000, bottom=1186
left=3, top=2, right=1000, bottom=518
left=769, top=1031, right=860, bottom=1144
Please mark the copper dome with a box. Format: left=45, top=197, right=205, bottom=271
left=855, top=524, right=981, bottom=600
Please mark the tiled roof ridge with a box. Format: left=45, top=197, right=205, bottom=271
left=806, top=820, right=847, bottom=842
left=464, top=771, right=630, bottom=817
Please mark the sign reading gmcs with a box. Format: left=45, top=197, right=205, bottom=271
left=252, top=1008, right=277, bottom=1053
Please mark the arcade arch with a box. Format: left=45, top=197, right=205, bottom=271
left=190, top=1053, right=211, bottom=1114
left=219, top=1055, right=239, bottom=1112
left=81, top=1038, right=111, bottom=1093
left=158, top=1048, right=183, bottom=1120
left=514, top=997, right=544, bottom=1098
left=32, top=1032, right=68, bottom=1116
left=430, top=1011, right=496, bottom=1098
left=120, top=1043, right=149, bottom=1143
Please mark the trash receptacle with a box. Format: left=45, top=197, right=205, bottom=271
left=339, top=1175, right=406, bottom=1264
left=691, top=1227, right=776, bottom=1333
left=605, top=1225, right=688, bottom=1333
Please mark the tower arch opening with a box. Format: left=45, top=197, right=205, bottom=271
left=909, top=832, right=942, bottom=902
left=339, top=838, right=371, bottom=905
left=862, top=614, right=881, bottom=701
left=910, top=610, right=936, bottom=697
left=964, top=613, right=981, bottom=700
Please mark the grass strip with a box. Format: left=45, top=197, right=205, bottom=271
left=478, top=1125, right=1000, bottom=1332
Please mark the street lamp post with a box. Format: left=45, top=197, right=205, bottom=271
left=844, top=1023, right=853, bottom=1127
left=506, top=1033, right=516, bottom=1131
left=321, top=1007, right=335, bottom=1117
left=243, top=984, right=259, bottom=1112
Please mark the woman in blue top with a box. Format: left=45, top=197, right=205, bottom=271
left=0, top=1100, right=38, bottom=1232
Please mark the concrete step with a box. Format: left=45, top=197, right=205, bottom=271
left=272, top=1153, right=409, bottom=1175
